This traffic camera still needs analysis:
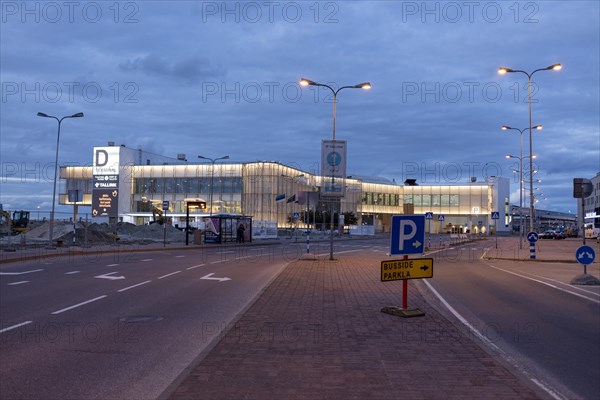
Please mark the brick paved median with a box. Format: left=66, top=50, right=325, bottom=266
left=169, top=253, right=542, bottom=400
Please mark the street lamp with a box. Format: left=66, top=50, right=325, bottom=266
left=37, top=111, right=84, bottom=247
left=198, top=155, right=229, bottom=216
left=502, top=125, right=543, bottom=248
left=299, top=77, right=371, bottom=260
left=498, top=63, right=561, bottom=233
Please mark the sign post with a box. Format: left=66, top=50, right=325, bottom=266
left=425, top=212, right=433, bottom=249
left=491, top=211, right=499, bottom=249
left=437, top=214, right=445, bottom=248
left=527, top=231, right=538, bottom=260
left=163, top=200, right=169, bottom=247
left=575, top=245, right=596, bottom=275
left=383, top=215, right=429, bottom=318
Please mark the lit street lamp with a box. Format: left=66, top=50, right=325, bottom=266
left=198, top=155, right=229, bottom=216
left=37, top=111, right=84, bottom=248
left=498, top=63, right=561, bottom=233
left=299, top=77, right=371, bottom=260
left=502, top=124, right=542, bottom=248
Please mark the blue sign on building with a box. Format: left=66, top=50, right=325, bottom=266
left=390, top=215, right=425, bottom=255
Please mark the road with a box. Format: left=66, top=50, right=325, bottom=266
left=2, top=237, right=599, bottom=399
left=417, top=237, right=600, bottom=400
left=0, top=243, right=299, bottom=399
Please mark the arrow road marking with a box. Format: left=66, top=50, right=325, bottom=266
left=94, top=272, right=125, bottom=280
left=200, top=273, right=231, bottom=282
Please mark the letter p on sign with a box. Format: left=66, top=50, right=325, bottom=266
left=390, top=215, right=425, bottom=255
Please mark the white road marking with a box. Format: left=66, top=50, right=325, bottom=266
left=200, top=273, right=231, bottom=282
left=7, top=281, right=29, bottom=285
left=0, top=269, right=43, bottom=276
left=158, top=271, right=181, bottom=279
left=118, top=280, right=151, bottom=292
left=0, top=321, right=33, bottom=334
left=65, top=271, right=80, bottom=275
left=209, top=260, right=223, bottom=264
left=186, top=264, right=206, bottom=270
left=484, top=263, right=600, bottom=304
left=95, top=272, right=125, bottom=280
left=51, top=295, right=108, bottom=315
left=220, top=251, right=235, bottom=254
left=423, top=280, right=566, bottom=400
left=141, top=259, right=153, bottom=262
left=106, top=264, right=119, bottom=267
left=175, top=255, right=185, bottom=258
left=335, top=249, right=361, bottom=254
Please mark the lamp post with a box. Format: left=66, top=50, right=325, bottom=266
left=198, top=155, right=229, bottom=216
left=502, top=125, right=542, bottom=248
left=299, top=77, right=371, bottom=260
left=498, top=63, right=561, bottom=233
left=37, top=112, right=84, bottom=248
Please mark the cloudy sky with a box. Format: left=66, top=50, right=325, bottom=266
left=1, top=0, right=598, bottom=217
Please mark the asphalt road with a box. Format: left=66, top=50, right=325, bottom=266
left=0, top=243, right=300, bottom=400
left=2, top=237, right=599, bottom=399
left=418, top=238, right=600, bottom=400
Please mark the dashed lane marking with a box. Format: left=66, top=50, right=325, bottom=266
left=7, top=281, right=29, bottom=285
left=0, top=269, right=44, bottom=276
left=65, top=271, right=80, bottom=275
left=51, top=295, right=108, bottom=315
left=106, top=264, right=119, bottom=267
left=0, top=321, right=33, bottom=334
left=158, top=271, right=181, bottom=279
left=118, top=281, right=151, bottom=293
left=186, top=264, right=206, bottom=270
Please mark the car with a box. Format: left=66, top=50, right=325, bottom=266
left=553, top=231, right=567, bottom=239
left=539, top=231, right=556, bottom=239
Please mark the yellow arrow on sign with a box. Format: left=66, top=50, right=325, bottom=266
left=381, top=258, right=433, bottom=281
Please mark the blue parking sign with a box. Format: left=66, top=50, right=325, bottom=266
left=390, top=215, right=425, bottom=255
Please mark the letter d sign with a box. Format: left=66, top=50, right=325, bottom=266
left=95, top=149, right=108, bottom=167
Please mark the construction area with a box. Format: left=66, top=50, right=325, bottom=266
left=0, top=220, right=188, bottom=250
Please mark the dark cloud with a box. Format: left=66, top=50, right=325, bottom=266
left=118, top=54, right=225, bottom=83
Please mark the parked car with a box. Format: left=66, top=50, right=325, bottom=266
left=539, top=231, right=556, bottom=239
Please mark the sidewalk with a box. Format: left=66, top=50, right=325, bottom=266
left=167, top=253, right=543, bottom=400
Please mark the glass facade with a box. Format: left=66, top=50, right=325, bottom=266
left=59, top=156, right=507, bottom=233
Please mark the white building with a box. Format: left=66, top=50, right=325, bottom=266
left=59, top=144, right=511, bottom=234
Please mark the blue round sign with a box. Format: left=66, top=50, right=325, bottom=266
left=576, top=245, right=596, bottom=265
left=326, top=151, right=342, bottom=166
left=527, top=231, right=539, bottom=243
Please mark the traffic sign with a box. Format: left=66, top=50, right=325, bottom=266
left=381, top=258, right=433, bottom=281
left=576, top=245, right=596, bottom=265
left=478, top=220, right=483, bottom=226
left=437, top=214, right=445, bottom=221
left=162, top=200, right=169, bottom=211
left=425, top=212, right=433, bottom=220
left=390, top=215, right=425, bottom=255
left=293, top=212, right=299, bottom=220
left=491, top=211, right=499, bottom=220
left=527, top=231, right=539, bottom=243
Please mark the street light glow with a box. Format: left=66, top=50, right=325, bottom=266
left=549, top=63, right=562, bottom=71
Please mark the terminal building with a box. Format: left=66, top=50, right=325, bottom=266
left=59, top=144, right=512, bottom=235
